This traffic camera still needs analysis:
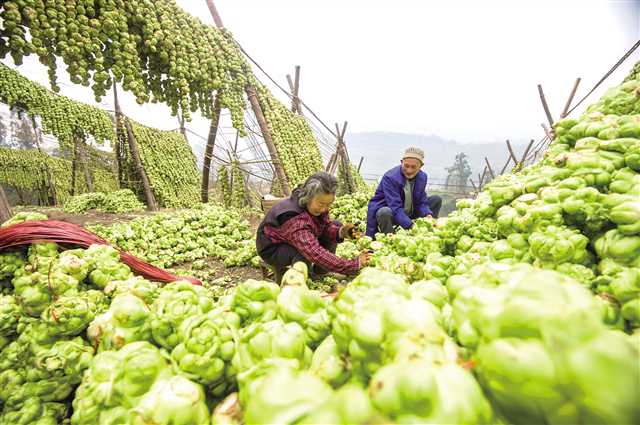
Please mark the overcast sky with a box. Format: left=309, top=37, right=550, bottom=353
left=3, top=0, right=639, bottom=146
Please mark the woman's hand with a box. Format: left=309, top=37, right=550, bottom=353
left=339, top=223, right=356, bottom=239
left=358, top=251, right=372, bottom=268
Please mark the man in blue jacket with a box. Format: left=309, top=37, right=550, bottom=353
left=365, top=146, right=442, bottom=237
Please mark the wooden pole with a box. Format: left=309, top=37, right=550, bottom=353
left=560, top=78, right=581, bottom=119
left=205, top=0, right=225, bottom=28
left=71, top=139, right=78, bottom=196
left=286, top=74, right=297, bottom=113
left=113, top=82, right=158, bottom=211
left=201, top=96, right=221, bottom=203
left=76, top=136, right=94, bottom=192
left=468, top=178, right=477, bottom=193
left=293, top=65, right=302, bottom=115
left=541, top=123, right=553, bottom=141
left=325, top=153, right=337, bottom=173
left=499, top=156, right=512, bottom=175
left=204, top=0, right=290, bottom=196
left=246, top=85, right=291, bottom=195
left=357, top=156, right=364, bottom=172
left=286, top=67, right=303, bottom=115
left=30, top=116, right=57, bottom=204
left=178, top=111, right=187, bottom=138
left=484, top=157, right=495, bottom=179
left=478, top=167, right=487, bottom=188
left=505, top=139, right=518, bottom=163
left=335, top=122, right=355, bottom=193
left=0, top=185, right=12, bottom=223
left=537, top=84, right=555, bottom=132
left=518, top=139, right=535, bottom=168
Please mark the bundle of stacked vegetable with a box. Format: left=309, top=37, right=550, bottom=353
left=1, top=212, right=48, bottom=228
left=88, top=204, right=259, bottom=269
left=63, top=189, right=145, bottom=214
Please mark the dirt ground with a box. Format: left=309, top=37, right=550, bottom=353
left=15, top=205, right=159, bottom=227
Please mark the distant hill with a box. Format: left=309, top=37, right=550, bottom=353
left=344, top=132, right=531, bottom=186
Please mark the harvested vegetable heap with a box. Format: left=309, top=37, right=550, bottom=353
left=1, top=42, right=640, bottom=425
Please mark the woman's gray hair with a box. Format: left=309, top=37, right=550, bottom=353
left=297, top=172, right=338, bottom=207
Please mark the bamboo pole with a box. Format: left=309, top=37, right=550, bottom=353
left=541, top=123, right=553, bottom=141
left=484, top=157, right=495, bottom=179
left=246, top=85, right=291, bottom=195
left=518, top=139, right=535, bottom=168
left=325, top=153, right=337, bottom=173
left=178, top=111, right=187, bottom=138
left=499, top=156, right=512, bottom=175
left=537, top=84, right=555, bottom=132
left=205, top=0, right=224, bottom=28
left=0, top=185, right=12, bottom=223
left=77, top=136, right=94, bottom=192
left=335, top=122, right=355, bottom=193
left=202, top=96, right=221, bottom=203
left=293, top=66, right=302, bottom=115
left=286, top=67, right=303, bottom=114
left=560, top=78, right=581, bottom=119
left=71, top=139, right=78, bottom=196
left=478, top=167, right=487, bottom=189
left=204, top=0, right=290, bottom=195
left=30, top=116, right=58, bottom=204
left=113, top=82, right=158, bottom=211
left=505, top=139, right=518, bottom=163
left=468, top=178, right=477, bottom=192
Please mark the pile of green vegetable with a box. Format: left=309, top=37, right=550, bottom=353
left=87, top=203, right=259, bottom=269
left=63, top=189, right=145, bottom=214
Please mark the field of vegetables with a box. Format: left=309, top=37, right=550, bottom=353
left=0, top=66, right=639, bottom=423
left=1, top=0, right=639, bottom=423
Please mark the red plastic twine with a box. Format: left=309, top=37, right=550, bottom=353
left=0, top=220, right=202, bottom=285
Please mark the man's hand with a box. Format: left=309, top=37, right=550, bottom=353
left=358, top=251, right=372, bottom=268
left=339, top=223, right=356, bottom=240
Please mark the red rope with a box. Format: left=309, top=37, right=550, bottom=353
left=0, top=220, right=201, bottom=285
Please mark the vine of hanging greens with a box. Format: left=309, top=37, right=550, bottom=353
left=217, top=165, right=231, bottom=207
left=1, top=0, right=333, bottom=201
left=0, top=146, right=117, bottom=202
left=0, top=65, right=116, bottom=152
left=119, top=119, right=200, bottom=209
left=0, top=0, right=249, bottom=128
left=255, top=83, right=324, bottom=187
left=230, top=160, right=247, bottom=208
